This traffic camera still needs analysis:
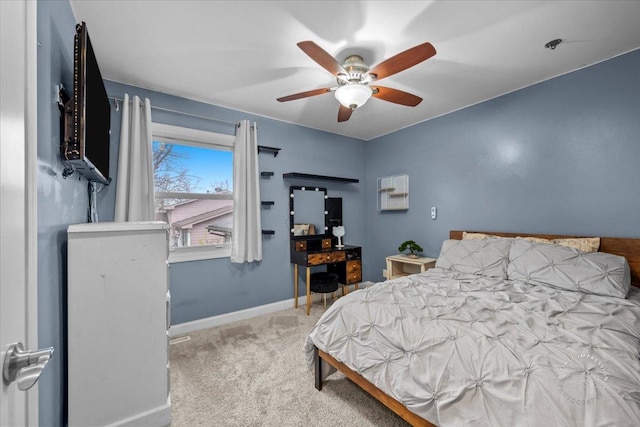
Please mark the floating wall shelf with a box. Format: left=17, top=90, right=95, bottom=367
left=377, top=174, right=409, bottom=211
left=257, top=146, right=281, bottom=157
left=283, top=172, right=359, bottom=183
left=259, top=148, right=280, bottom=237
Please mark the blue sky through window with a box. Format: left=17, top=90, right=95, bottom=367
left=153, top=141, right=233, bottom=193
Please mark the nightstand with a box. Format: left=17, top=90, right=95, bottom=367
left=385, top=254, right=437, bottom=280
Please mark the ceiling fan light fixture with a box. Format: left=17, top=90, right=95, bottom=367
left=334, top=84, right=372, bottom=109
left=278, top=40, right=436, bottom=122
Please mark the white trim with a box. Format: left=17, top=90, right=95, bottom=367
left=0, top=1, right=38, bottom=423
left=151, top=122, right=234, bottom=149
left=155, top=191, right=233, bottom=200
left=26, top=0, right=39, bottom=423
left=169, top=286, right=367, bottom=336
left=68, top=221, right=169, bottom=234
left=168, top=294, right=330, bottom=336
left=170, top=298, right=295, bottom=336
left=105, top=400, right=171, bottom=427
left=168, top=244, right=231, bottom=263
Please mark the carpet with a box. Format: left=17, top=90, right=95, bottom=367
left=169, top=304, right=409, bottom=426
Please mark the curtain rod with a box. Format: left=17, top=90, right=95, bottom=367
left=108, top=95, right=239, bottom=127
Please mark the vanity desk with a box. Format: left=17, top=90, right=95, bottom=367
left=288, top=184, right=362, bottom=315
left=291, top=239, right=362, bottom=315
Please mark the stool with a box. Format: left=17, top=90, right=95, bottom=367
left=310, top=272, right=339, bottom=310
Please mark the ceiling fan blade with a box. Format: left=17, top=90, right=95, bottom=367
left=277, top=87, right=332, bottom=102
left=337, top=104, right=353, bottom=122
left=297, top=41, right=348, bottom=76
left=368, top=42, right=436, bottom=81
left=372, top=86, right=423, bottom=107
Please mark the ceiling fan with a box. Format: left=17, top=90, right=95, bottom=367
left=277, top=41, right=436, bottom=122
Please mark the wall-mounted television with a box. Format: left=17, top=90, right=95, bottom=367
left=61, top=22, right=111, bottom=185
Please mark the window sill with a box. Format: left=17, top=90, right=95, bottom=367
left=168, top=244, right=231, bottom=263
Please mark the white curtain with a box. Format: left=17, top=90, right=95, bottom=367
left=114, top=94, right=155, bottom=222
left=231, top=120, right=262, bottom=263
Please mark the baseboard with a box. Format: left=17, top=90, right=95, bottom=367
left=170, top=298, right=296, bottom=337
left=170, top=284, right=366, bottom=337
left=106, top=399, right=171, bottom=427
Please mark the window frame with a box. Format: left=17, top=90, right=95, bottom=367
left=151, top=122, right=235, bottom=263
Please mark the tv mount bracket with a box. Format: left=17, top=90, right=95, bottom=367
left=56, top=83, right=66, bottom=109
left=57, top=83, right=77, bottom=179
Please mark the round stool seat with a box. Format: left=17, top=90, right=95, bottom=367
left=310, top=272, right=339, bottom=293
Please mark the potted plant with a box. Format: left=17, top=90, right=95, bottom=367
left=398, top=240, right=423, bottom=258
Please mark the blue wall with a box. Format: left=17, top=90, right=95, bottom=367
left=364, top=49, right=640, bottom=278
left=37, top=1, right=87, bottom=425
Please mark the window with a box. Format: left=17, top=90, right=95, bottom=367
left=151, top=123, right=234, bottom=262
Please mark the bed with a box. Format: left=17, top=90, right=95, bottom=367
left=305, top=230, right=640, bottom=426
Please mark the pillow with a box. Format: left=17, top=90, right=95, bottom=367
left=462, top=231, right=498, bottom=240
left=518, top=236, right=550, bottom=243
left=462, top=232, right=541, bottom=243
left=436, top=239, right=512, bottom=279
left=550, top=237, right=600, bottom=253
left=507, top=238, right=630, bottom=298
left=462, top=231, right=600, bottom=253
left=515, top=236, right=600, bottom=252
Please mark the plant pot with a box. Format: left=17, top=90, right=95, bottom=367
left=406, top=253, right=419, bottom=259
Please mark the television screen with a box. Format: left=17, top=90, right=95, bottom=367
left=62, top=22, right=111, bottom=185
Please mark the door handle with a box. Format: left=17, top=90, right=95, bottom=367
left=2, top=342, right=54, bottom=390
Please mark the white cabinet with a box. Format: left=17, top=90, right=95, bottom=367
left=67, top=222, right=171, bottom=427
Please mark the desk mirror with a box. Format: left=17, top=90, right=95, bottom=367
left=289, top=186, right=328, bottom=237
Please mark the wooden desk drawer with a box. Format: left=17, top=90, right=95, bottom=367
left=346, top=270, right=362, bottom=284
left=295, top=241, right=307, bottom=251
left=347, top=260, right=361, bottom=273
left=308, top=251, right=346, bottom=266
left=346, top=260, right=361, bottom=284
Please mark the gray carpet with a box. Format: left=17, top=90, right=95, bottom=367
left=169, top=304, right=409, bottom=426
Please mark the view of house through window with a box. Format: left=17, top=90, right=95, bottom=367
left=152, top=139, right=233, bottom=249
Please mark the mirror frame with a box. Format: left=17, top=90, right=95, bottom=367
left=289, top=185, right=328, bottom=239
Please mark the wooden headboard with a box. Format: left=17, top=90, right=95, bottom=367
left=450, top=230, right=640, bottom=288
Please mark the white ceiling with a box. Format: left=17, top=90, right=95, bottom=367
left=69, top=0, right=640, bottom=141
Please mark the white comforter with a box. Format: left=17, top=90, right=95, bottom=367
left=305, top=268, right=640, bottom=426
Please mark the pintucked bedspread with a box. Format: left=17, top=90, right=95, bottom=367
left=305, top=268, right=640, bottom=426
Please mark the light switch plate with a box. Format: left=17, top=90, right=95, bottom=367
left=431, top=207, right=437, bottom=219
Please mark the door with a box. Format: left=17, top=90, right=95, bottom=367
left=1, top=0, right=39, bottom=425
